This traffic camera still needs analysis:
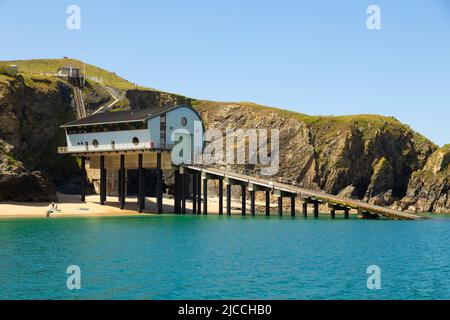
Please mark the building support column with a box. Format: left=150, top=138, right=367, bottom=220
left=192, top=173, right=197, bottom=215
left=278, top=196, right=283, bottom=216
left=241, top=185, right=246, bottom=216
left=203, top=177, right=208, bottom=215
left=250, top=190, right=256, bottom=216
left=120, top=155, right=125, bottom=209
left=218, top=178, right=223, bottom=215
left=138, top=154, right=144, bottom=213
left=100, top=155, right=105, bottom=205
left=197, top=174, right=202, bottom=215
left=226, top=184, right=231, bottom=215
left=290, top=195, right=296, bottom=217
left=181, top=173, right=186, bottom=214
left=80, top=156, right=86, bottom=202
left=265, top=190, right=270, bottom=216
left=118, top=168, right=122, bottom=202
left=302, top=202, right=308, bottom=218
left=141, top=164, right=146, bottom=211
left=174, top=170, right=180, bottom=213
left=103, top=168, right=108, bottom=204
left=156, top=152, right=162, bottom=214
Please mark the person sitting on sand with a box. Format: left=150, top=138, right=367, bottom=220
left=46, top=201, right=57, bottom=217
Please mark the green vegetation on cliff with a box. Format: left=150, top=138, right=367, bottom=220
left=0, top=59, right=136, bottom=90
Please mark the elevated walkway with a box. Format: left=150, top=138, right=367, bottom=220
left=181, top=164, right=422, bottom=220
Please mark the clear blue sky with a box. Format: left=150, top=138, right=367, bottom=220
left=1, top=0, right=449, bottom=146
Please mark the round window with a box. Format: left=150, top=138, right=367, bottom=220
left=92, top=139, right=99, bottom=148
left=181, top=117, right=187, bottom=126
left=132, top=137, right=139, bottom=145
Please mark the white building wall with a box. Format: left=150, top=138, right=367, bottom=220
left=66, top=129, right=151, bottom=152
left=64, top=106, right=203, bottom=153
left=166, top=106, right=201, bottom=146
left=148, top=116, right=161, bottom=148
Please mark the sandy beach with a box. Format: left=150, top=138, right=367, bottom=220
left=0, top=193, right=282, bottom=219
left=0, top=194, right=144, bottom=219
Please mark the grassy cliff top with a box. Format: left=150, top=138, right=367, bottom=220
left=0, top=72, right=66, bottom=93
left=0, top=58, right=139, bottom=90
left=440, top=144, right=450, bottom=152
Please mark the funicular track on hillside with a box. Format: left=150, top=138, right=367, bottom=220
left=72, top=87, right=86, bottom=119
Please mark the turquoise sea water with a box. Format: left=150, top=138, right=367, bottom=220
left=0, top=214, right=449, bottom=300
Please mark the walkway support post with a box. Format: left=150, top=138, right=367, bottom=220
left=344, top=208, right=350, bottom=219
left=226, top=184, right=231, bottom=215
left=120, top=155, right=125, bottom=209
left=203, top=175, right=208, bottom=215
left=278, top=196, right=283, bottom=216
left=290, top=195, right=296, bottom=217
left=81, top=156, right=86, bottom=202
left=218, top=178, right=223, bottom=215
left=241, top=185, right=246, bottom=216
left=314, top=201, right=319, bottom=218
left=265, top=190, right=270, bottom=216
left=302, top=202, right=307, bottom=217
left=156, top=152, right=162, bottom=214
left=331, top=208, right=336, bottom=219
left=250, top=190, right=256, bottom=216
left=100, top=155, right=105, bottom=205
left=192, top=173, right=197, bottom=215
left=197, top=173, right=202, bottom=215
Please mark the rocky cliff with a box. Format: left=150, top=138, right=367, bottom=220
left=193, top=101, right=445, bottom=212
left=0, top=74, right=74, bottom=201
left=0, top=59, right=448, bottom=213
left=394, top=145, right=449, bottom=213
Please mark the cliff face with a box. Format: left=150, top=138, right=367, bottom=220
left=193, top=101, right=444, bottom=212
left=394, top=145, right=450, bottom=213
left=0, top=138, right=56, bottom=202
left=126, top=89, right=191, bottom=110
left=0, top=74, right=75, bottom=201
left=0, top=59, right=448, bottom=213
left=305, top=114, right=436, bottom=205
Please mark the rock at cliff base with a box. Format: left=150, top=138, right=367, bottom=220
left=0, top=171, right=57, bottom=202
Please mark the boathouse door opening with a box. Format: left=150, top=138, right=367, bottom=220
left=126, top=169, right=159, bottom=197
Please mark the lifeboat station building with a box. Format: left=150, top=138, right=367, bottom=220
left=58, top=104, right=204, bottom=213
